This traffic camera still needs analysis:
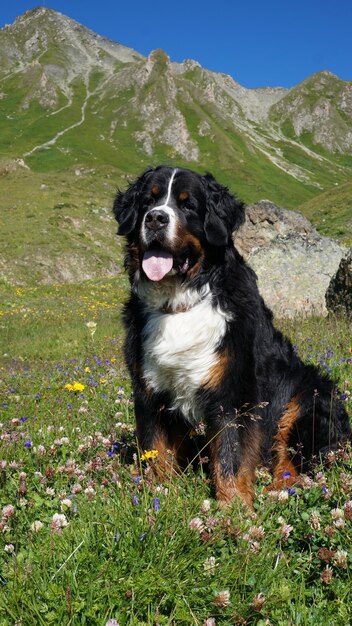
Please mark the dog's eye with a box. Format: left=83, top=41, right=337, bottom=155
left=146, top=197, right=156, bottom=206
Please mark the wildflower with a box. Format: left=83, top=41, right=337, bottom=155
left=203, top=619, right=216, bottom=626
left=189, top=517, right=205, bottom=533
left=31, top=520, right=44, bottom=532
left=132, top=495, right=139, bottom=506
left=247, top=525, right=265, bottom=541
left=152, top=498, right=160, bottom=511
left=281, top=471, right=291, bottom=480
left=317, top=547, right=335, bottom=562
left=251, top=593, right=266, bottom=612
left=105, top=620, right=120, bottom=626
left=201, top=499, right=212, bottom=513
left=279, top=523, right=293, bottom=542
left=24, top=439, right=32, bottom=449
left=4, top=544, right=15, bottom=554
left=308, top=510, right=321, bottom=531
left=331, top=507, right=346, bottom=527
left=71, top=484, right=82, bottom=494
left=65, top=382, right=85, bottom=393
left=46, top=487, right=55, bottom=496
left=36, top=445, right=46, bottom=457
left=2, top=505, right=15, bottom=520
left=51, top=513, right=69, bottom=533
left=333, top=550, right=348, bottom=569
left=330, top=507, right=344, bottom=520
left=203, top=556, right=217, bottom=575
left=250, top=541, right=261, bottom=553
left=84, top=486, right=95, bottom=499
left=214, top=590, right=231, bottom=608
left=344, top=500, right=352, bottom=520
left=321, top=565, right=333, bottom=585
left=86, top=321, right=97, bottom=338
left=60, top=498, right=72, bottom=511
left=140, top=449, right=159, bottom=461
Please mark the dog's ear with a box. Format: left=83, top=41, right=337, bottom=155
left=113, top=168, right=153, bottom=235
left=203, top=174, right=245, bottom=246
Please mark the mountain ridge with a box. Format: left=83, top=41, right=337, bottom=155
left=0, top=7, right=351, bottom=289
left=1, top=6, right=351, bottom=202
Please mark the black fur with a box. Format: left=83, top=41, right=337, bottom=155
left=113, top=165, right=351, bottom=506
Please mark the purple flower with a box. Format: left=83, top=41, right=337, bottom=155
left=19, top=417, right=28, bottom=423
left=288, top=487, right=296, bottom=496
left=153, top=498, right=160, bottom=511
left=133, top=495, right=139, bottom=506
left=24, top=439, right=32, bottom=449
left=282, top=471, right=291, bottom=479
left=133, top=476, right=142, bottom=484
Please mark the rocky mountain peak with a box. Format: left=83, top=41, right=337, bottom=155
left=0, top=7, right=351, bottom=210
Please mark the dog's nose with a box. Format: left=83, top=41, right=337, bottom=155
left=145, top=209, right=170, bottom=231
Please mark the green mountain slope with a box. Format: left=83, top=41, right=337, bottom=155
left=0, top=7, right=351, bottom=285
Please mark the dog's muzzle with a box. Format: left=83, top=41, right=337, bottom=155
left=144, top=209, right=170, bottom=232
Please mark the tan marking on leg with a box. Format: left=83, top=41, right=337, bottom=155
left=147, top=433, right=180, bottom=480
left=271, top=396, right=300, bottom=489
left=211, top=428, right=262, bottom=509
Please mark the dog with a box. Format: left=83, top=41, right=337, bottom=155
left=113, top=165, right=351, bottom=507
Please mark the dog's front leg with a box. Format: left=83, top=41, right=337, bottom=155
left=210, top=419, right=261, bottom=509
left=133, top=392, right=182, bottom=480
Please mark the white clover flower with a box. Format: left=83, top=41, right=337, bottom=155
left=4, top=544, right=15, bottom=553
left=2, top=504, right=15, bottom=520
left=60, top=498, right=72, bottom=510
left=31, top=520, right=44, bottom=532
left=203, top=556, right=217, bottom=575
left=51, top=513, right=69, bottom=532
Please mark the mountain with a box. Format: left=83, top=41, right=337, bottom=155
left=0, top=7, right=351, bottom=285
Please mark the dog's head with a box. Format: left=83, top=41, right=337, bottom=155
left=113, top=166, right=245, bottom=282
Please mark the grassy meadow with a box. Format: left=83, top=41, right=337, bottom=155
left=0, top=278, right=351, bottom=626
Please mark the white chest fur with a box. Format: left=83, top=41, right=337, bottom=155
left=142, top=293, right=230, bottom=424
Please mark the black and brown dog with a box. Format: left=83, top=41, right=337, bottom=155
left=113, top=165, right=350, bottom=507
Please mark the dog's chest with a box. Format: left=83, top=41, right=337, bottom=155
left=141, top=297, right=228, bottom=422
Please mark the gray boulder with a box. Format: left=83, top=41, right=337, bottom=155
left=234, top=201, right=347, bottom=318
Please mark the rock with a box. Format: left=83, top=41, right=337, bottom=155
left=234, top=200, right=318, bottom=259
left=234, top=201, right=346, bottom=318
left=325, top=249, right=352, bottom=318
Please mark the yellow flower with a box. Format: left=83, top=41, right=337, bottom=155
left=140, top=449, right=159, bottom=461
left=84, top=367, right=91, bottom=373
left=99, top=378, right=107, bottom=385
left=72, top=382, right=85, bottom=393
left=64, top=382, right=85, bottom=393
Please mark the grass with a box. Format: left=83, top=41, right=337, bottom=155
left=0, top=279, right=351, bottom=625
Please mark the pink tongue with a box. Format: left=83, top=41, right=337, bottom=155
left=142, top=250, right=173, bottom=281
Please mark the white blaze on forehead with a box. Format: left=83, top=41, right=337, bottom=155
left=163, top=168, right=178, bottom=206
left=141, top=168, right=178, bottom=247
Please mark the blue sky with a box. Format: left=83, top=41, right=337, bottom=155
left=1, top=0, right=351, bottom=88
